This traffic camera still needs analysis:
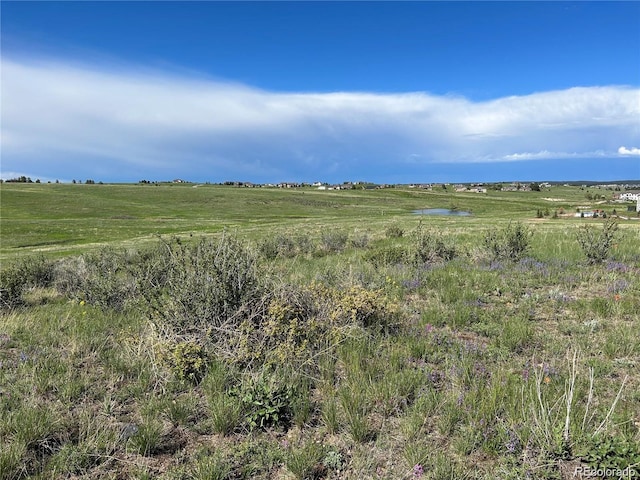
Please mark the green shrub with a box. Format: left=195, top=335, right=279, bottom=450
left=483, top=222, right=532, bottom=261
left=258, top=233, right=316, bottom=259
left=329, top=284, right=399, bottom=331
left=363, top=244, right=407, bottom=266
left=576, top=219, right=618, bottom=264
left=580, top=435, right=640, bottom=471
left=78, top=248, right=136, bottom=310
left=258, top=234, right=296, bottom=259
left=319, top=231, right=348, bottom=253
left=410, top=223, right=457, bottom=265
left=139, top=235, right=261, bottom=336
left=385, top=225, right=404, bottom=238
left=161, top=341, right=208, bottom=384
left=0, top=265, right=26, bottom=309
left=349, top=232, right=370, bottom=249
left=237, top=374, right=294, bottom=431
left=235, top=283, right=323, bottom=368
left=52, top=256, right=87, bottom=298
left=233, top=281, right=399, bottom=370
left=0, top=254, right=55, bottom=308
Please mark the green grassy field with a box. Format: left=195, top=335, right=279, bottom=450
left=1, top=182, right=634, bottom=259
left=0, top=183, right=638, bottom=479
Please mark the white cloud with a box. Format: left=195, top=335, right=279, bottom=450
left=1, top=56, right=640, bottom=181
left=618, top=146, right=640, bottom=155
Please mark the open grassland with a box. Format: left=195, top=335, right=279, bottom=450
left=1, top=183, right=639, bottom=479
left=1, top=182, right=625, bottom=259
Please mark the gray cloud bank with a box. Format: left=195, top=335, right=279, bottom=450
left=2, top=57, right=639, bottom=181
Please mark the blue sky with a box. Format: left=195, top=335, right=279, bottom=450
left=2, top=1, right=639, bottom=184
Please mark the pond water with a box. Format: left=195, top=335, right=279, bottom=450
left=413, top=208, right=471, bottom=216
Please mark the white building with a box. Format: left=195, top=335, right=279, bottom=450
left=618, top=190, right=640, bottom=201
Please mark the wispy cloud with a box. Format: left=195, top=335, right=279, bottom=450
left=2, top=56, right=639, bottom=182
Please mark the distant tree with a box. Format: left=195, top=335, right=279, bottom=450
left=530, top=182, right=541, bottom=191
left=72, top=179, right=77, bottom=184
left=6, top=176, right=33, bottom=183
left=85, top=179, right=95, bottom=184
left=35, top=179, right=41, bottom=183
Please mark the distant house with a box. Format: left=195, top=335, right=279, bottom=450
left=617, top=190, right=640, bottom=201
left=574, top=209, right=608, bottom=218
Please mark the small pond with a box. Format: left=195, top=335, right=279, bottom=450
left=413, top=208, right=471, bottom=216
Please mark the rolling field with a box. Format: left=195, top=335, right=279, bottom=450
left=1, top=182, right=634, bottom=259
left=0, top=182, right=639, bottom=479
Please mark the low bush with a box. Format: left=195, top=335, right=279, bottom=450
left=78, top=248, right=137, bottom=310
left=363, top=244, right=407, bottom=266
left=160, top=341, right=208, bottom=384
left=319, top=231, right=348, bottom=253
left=385, top=224, right=404, bottom=238
left=236, top=374, right=295, bottom=431
left=580, top=435, right=640, bottom=471
left=230, top=280, right=399, bottom=372
left=576, top=219, right=618, bottom=264
left=410, top=223, right=457, bottom=265
left=349, top=232, right=370, bottom=249
left=258, top=233, right=316, bottom=259
left=0, top=255, right=55, bottom=308
left=138, top=235, right=261, bottom=337
left=483, top=221, right=532, bottom=261
left=329, top=284, right=400, bottom=331
left=258, top=234, right=296, bottom=259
